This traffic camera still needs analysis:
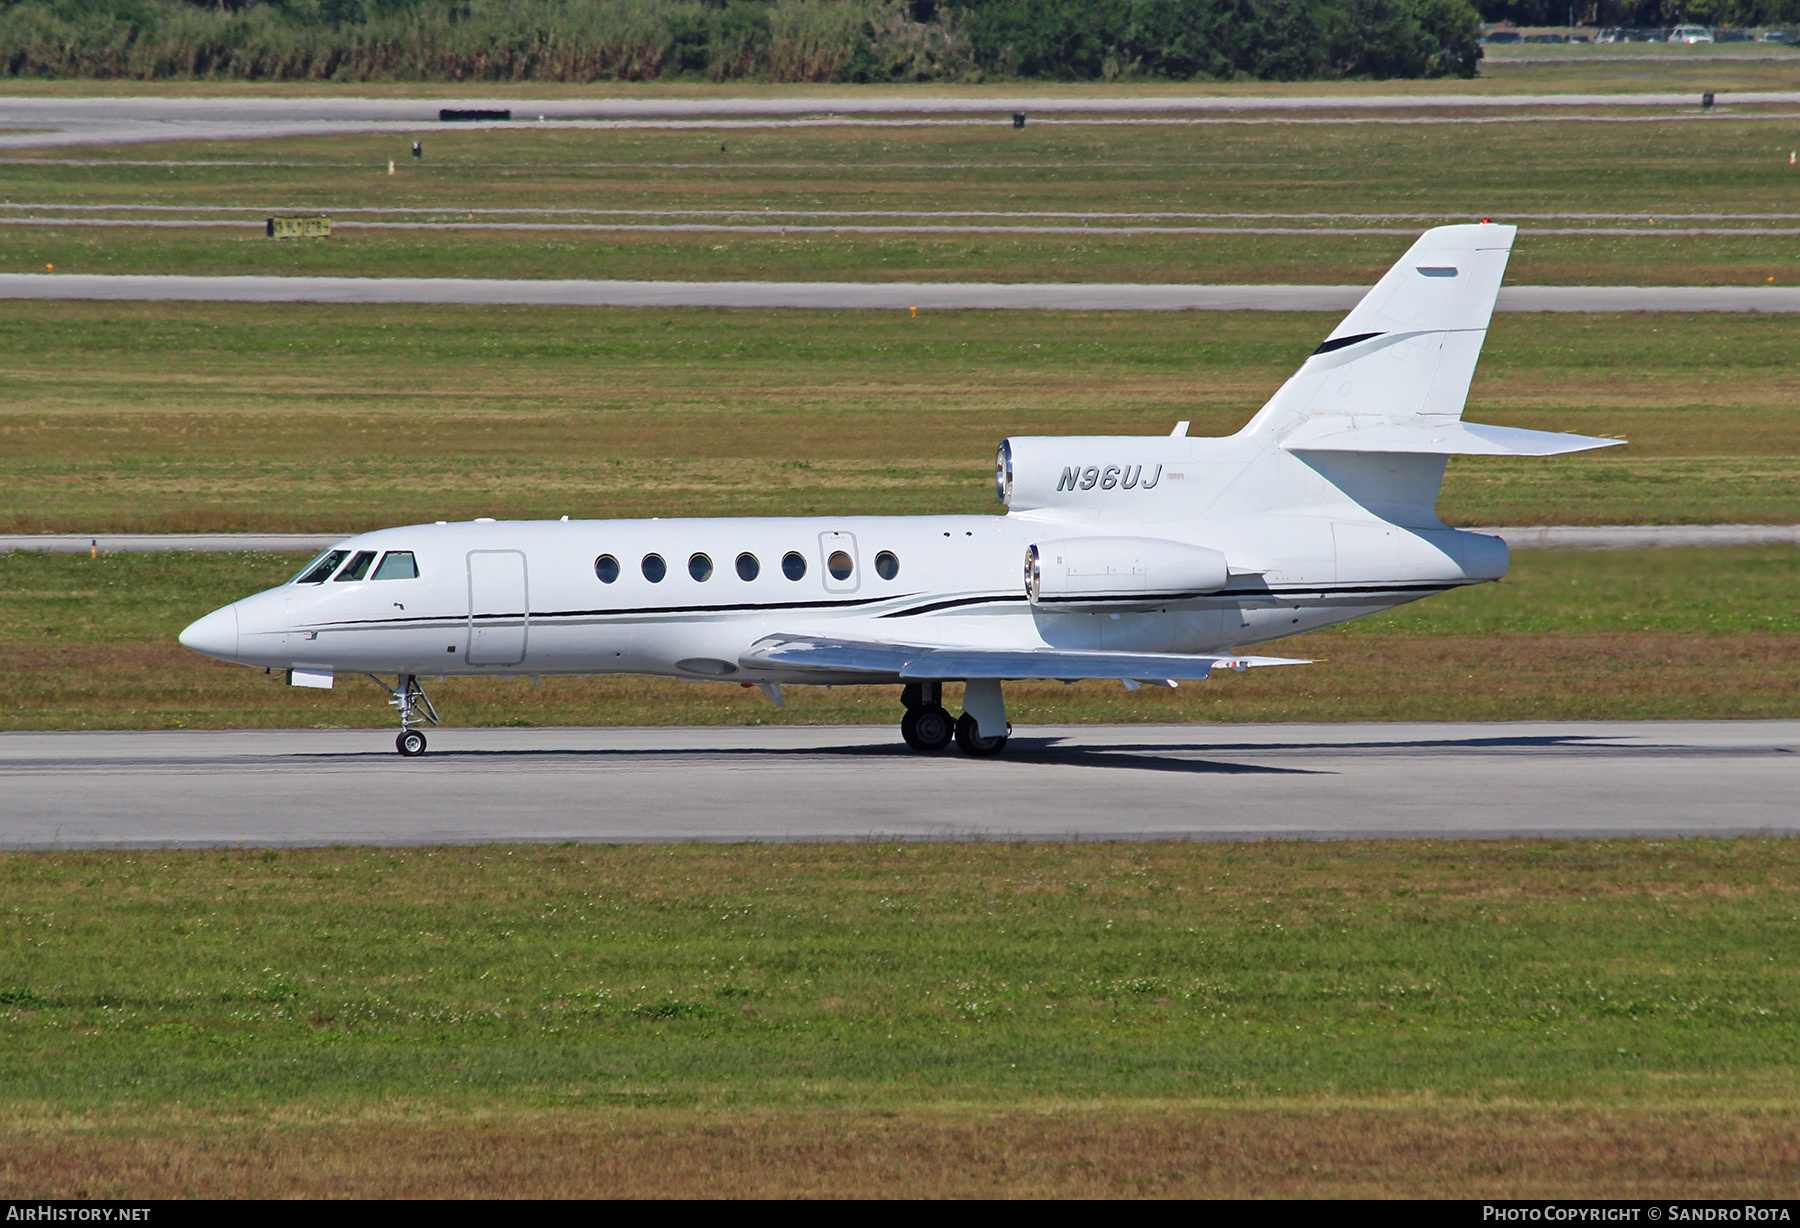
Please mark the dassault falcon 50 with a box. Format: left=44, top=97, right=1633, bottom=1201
left=179, top=223, right=1619, bottom=757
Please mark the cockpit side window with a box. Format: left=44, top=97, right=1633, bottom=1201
left=371, top=551, right=419, bottom=580
left=334, top=551, right=377, bottom=581
left=294, top=550, right=348, bottom=584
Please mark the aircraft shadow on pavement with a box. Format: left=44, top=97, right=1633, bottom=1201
left=292, top=740, right=1321, bottom=776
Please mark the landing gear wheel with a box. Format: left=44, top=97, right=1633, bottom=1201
left=954, top=712, right=1008, bottom=757
left=901, top=705, right=954, bottom=751
left=396, top=729, right=427, bottom=757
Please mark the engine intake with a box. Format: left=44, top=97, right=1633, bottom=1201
left=1025, top=537, right=1230, bottom=609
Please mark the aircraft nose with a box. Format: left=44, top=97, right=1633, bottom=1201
left=178, top=605, right=239, bottom=661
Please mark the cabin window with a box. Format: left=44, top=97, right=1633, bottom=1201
left=642, top=553, right=667, bottom=583
left=294, top=550, right=348, bottom=584
left=736, top=552, right=760, bottom=581
left=874, top=551, right=899, bottom=581
left=782, top=551, right=807, bottom=581
left=371, top=551, right=418, bottom=580
left=689, top=553, right=713, bottom=582
left=334, top=551, right=377, bottom=581
left=827, top=550, right=854, bottom=581
left=594, top=554, right=620, bottom=584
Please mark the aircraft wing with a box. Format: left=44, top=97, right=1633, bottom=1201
left=739, top=633, right=1309, bottom=681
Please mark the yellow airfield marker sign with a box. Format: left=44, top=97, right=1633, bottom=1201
left=267, top=216, right=331, bottom=239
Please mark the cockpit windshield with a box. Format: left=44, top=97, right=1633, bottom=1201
left=293, top=549, right=348, bottom=584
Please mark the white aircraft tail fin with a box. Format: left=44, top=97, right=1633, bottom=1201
left=1241, top=222, right=1516, bottom=444
left=998, top=223, right=1618, bottom=530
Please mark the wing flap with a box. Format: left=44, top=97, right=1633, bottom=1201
left=740, top=634, right=1308, bottom=681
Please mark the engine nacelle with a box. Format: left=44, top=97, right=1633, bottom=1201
left=1025, top=537, right=1230, bottom=609
left=997, top=435, right=1195, bottom=515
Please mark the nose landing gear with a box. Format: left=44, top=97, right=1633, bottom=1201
left=369, top=673, right=439, bottom=756
left=899, top=681, right=953, bottom=751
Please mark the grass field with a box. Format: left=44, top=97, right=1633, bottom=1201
left=2, top=303, right=1795, bottom=534
left=1, top=838, right=1796, bottom=1197
left=10, top=115, right=1800, bottom=287
left=3, top=545, right=1793, bottom=731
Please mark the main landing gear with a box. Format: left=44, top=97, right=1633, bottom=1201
left=899, top=681, right=1009, bottom=757
left=369, top=673, right=440, bottom=756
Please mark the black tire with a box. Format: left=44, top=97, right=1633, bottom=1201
left=901, top=705, right=954, bottom=751
left=954, top=712, right=1008, bottom=757
left=396, top=729, right=427, bottom=757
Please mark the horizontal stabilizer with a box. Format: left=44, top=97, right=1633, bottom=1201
left=741, top=634, right=1308, bottom=681
left=1283, top=419, right=1623, bottom=457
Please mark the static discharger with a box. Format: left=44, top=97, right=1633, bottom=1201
left=267, top=216, right=331, bottom=239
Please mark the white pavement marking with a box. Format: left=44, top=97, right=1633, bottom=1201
left=8, top=274, right=1800, bottom=313
left=1, top=92, right=1792, bottom=149
left=3, top=527, right=1791, bottom=555
left=2, top=721, right=1794, bottom=848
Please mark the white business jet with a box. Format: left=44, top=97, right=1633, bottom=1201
left=179, top=223, right=1619, bottom=757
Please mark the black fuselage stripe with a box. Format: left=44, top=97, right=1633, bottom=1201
left=302, top=581, right=1472, bottom=630
left=310, top=593, right=911, bottom=629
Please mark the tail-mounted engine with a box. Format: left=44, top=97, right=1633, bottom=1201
left=997, top=436, right=1195, bottom=514
left=1025, top=537, right=1230, bottom=610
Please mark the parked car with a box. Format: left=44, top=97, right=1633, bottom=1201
left=1717, top=28, right=1753, bottom=41
left=1668, top=24, right=1713, bottom=42
left=1524, top=32, right=1567, bottom=42
left=1484, top=29, right=1523, bottom=43
left=1758, top=28, right=1799, bottom=41
left=1595, top=26, right=1626, bottom=41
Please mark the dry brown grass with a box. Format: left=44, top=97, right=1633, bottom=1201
left=4, top=1105, right=1796, bottom=1198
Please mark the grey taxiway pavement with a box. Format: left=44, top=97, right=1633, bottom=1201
left=4, top=92, right=1794, bottom=148
left=5, top=721, right=1794, bottom=849
left=8, top=273, right=1800, bottom=313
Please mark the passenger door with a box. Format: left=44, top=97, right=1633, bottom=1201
left=467, top=550, right=528, bottom=666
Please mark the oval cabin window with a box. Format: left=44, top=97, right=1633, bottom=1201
left=595, top=554, right=620, bottom=584
left=689, top=553, right=713, bottom=582
left=827, top=550, right=854, bottom=581
left=642, top=553, right=667, bottom=583
left=736, top=552, right=760, bottom=581
left=782, top=551, right=807, bottom=581
left=874, top=551, right=899, bottom=580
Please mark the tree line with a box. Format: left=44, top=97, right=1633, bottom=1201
left=0, top=0, right=1483, bottom=81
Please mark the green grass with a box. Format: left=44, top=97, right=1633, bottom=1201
left=11, top=116, right=1800, bottom=286
left=1, top=838, right=1794, bottom=1111
left=5, top=837, right=1796, bottom=1195
left=2, top=302, right=1795, bottom=533
left=3, top=546, right=1795, bottom=730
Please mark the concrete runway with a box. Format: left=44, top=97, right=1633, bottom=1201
left=1, top=92, right=1791, bottom=149
left=3, top=721, right=1793, bottom=849
left=5, top=526, right=1796, bottom=556
left=9, top=273, right=1800, bottom=313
